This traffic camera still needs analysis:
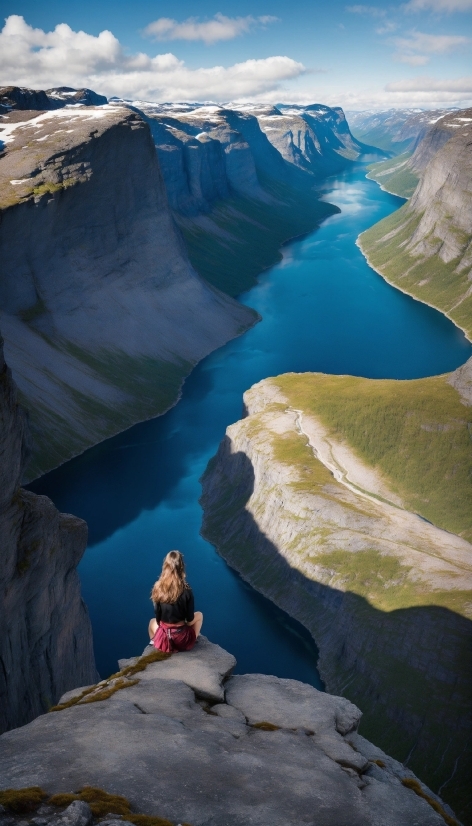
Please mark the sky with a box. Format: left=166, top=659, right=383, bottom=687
left=0, top=0, right=471, bottom=109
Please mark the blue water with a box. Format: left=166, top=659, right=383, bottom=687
left=29, top=169, right=472, bottom=682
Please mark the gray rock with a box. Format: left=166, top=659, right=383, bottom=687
left=138, top=635, right=236, bottom=701
left=53, top=801, right=92, bottom=826
left=225, top=673, right=361, bottom=735
left=0, top=640, right=450, bottom=826
left=0, top=339, right=98, bottom=734
left=100, top=817, right=133, bottom=826
left=212, top=702, right=246, bottom=722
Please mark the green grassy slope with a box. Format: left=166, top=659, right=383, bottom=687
left=366, top=152, right=418, bottom=198
left=274, top=371, right=472, bottom=542
left=22, top=347, right=193, bottom=480
left=350, top=129, right=413, bottom=155
left=359, top=205, right=472, bottom=341
left=178, top=176, right=338, bottom=297
left=201, top=369, right=472, bottom=820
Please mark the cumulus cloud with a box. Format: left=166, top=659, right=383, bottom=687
left=142, top=13, right=278, bottom=45
left=392, top=29, right=470, bottom=62
left=0, top=15, right=305, bottom=101
left=403, top=0, right=472, bottom=12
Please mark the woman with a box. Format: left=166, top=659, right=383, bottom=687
left=148, top=550, right=203, bottom=653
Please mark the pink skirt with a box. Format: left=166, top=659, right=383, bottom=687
left=153, top=622, right=196, bottom=654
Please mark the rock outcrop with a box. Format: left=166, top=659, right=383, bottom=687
left=0, top=638, right=457, bottom=826
left=0, top=102, right=256, bottom=478
left=0, top=337, right=97, bottom=733
left=359, top=109, right=472, bottom=340
left=200, top=366, right=472, bottom=821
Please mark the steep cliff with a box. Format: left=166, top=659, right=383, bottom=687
left=348, top=108, right=454, bottom=155
left=246, top=103, right=377, bottom=175
left=365, top=109, right=470, bottom=198
left=359, top=111, right=472, bottom=340
left=117, top=100, right=339, bottom=297
left=200, top=364, right=472, bottom=821
left=0, top=638, right=459, bottom=826
left=0, top=337, right=97, bottom=733
left=0, top=103, right=256, bottom=478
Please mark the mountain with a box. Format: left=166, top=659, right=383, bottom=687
left=359, top=108, right=472, bottom=339
left=0, top=102, right=256, bottom=479
left=347, top=108, right=455, bottom=154
left=0, top=85, right=107, bottom=112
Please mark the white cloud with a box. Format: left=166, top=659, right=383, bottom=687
left=386, top=74, right=472, bottom=91
left=375, top=21, right=398, bottom=33
left=345, top=5, right=387, bottom=16
left=143, top=13, right=278, bottom=45
left=397, top=53, right=430, bottom=63
left=0, top=15, right=305, bottom=102
left=394, top=30, right=470, bottom=52
left=392, top=29, right=469, bottom=62
left=403, top=0, right=472, bottom=12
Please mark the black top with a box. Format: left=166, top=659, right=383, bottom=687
left=154, top=587, right=195, bottom=625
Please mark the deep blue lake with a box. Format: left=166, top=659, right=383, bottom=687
left=30, top=168, right=472, bottom=682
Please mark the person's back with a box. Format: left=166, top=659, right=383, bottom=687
left=148, top=550, right=203, bottom=653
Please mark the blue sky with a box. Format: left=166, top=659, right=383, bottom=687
left=1, top=0, right=471, bottom=108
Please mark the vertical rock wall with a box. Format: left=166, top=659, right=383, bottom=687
left=0, top=337, right=98, bottom=733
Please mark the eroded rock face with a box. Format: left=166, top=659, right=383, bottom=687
left=200, top=371, right=472, bottom=821
left=249, top=103, right=374, bottom=173
left=407, top=110, right=472, bottom=266
left=0, top=638, right=454, bottom=826
left=126, top=102, right=281, bottom=215
left=0, top=338, right=97, bottom=733
left=0, top=102, right=256, bottom=478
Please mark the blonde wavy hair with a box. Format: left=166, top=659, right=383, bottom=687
left=151, top=550, right=188, bottom=604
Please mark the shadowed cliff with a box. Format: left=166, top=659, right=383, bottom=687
left=0, top=337, right=98, bottom=733
left=200, top=437, right=472, bottom=823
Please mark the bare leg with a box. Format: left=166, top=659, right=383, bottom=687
left=148, top=618, right=158, bottom=642
left=187, top=611, right=203, bottom=638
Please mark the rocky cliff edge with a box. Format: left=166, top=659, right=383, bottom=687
left=0, top=637, right=457, bottom=826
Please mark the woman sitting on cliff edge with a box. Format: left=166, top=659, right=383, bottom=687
left=148, top=550, right=203, bottom=653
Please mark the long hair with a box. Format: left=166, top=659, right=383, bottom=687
left=151, top=550, right=188, bottom=604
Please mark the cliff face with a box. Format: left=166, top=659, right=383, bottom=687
left=0, top=103, right=256, bottom=478
left=246, top=103, right=376, bottom=175
left=348, top=108, right=454, bottom=154
left=359, top=109, right=472, bottom=340
left=0, top=638, right=457, bottom=826
left=200, top=365, right=472, bottom=821
left=126, top=102, right=286, bottom=215
left=365, top=109, right=472, bottom=198
left=0, top=337, right=97, bottom=733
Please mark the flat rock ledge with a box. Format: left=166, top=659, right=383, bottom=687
left=0, top=637, right=458, bottom=826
